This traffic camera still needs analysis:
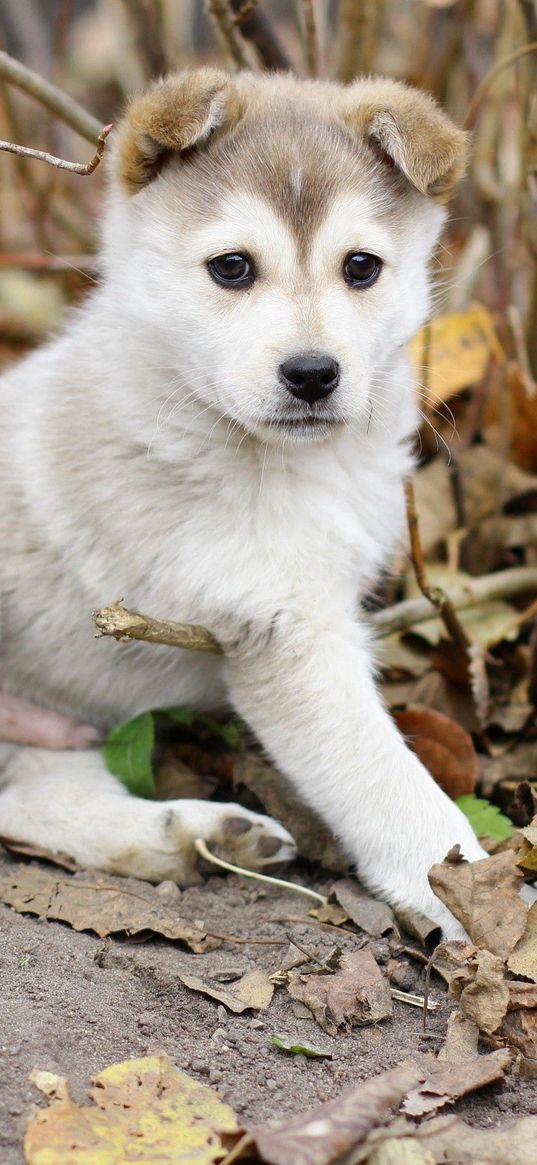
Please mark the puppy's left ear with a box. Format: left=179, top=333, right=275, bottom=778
left=341, top=78, right=468, bottom=201
left=117, top=68, right=241, bottom=193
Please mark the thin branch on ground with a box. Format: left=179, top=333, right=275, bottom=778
left=206, top=0, right=252, bottom=69
left=0, top=124, right=112, bottom=176
left=0, top=50, right=102, bottom=143
left=228, top=0, right=292, bottom=70
left=405, top=479, right=475, bottom=653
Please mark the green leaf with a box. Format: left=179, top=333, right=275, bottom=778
left=162, top=706, right=196, bottom=727
left=271, top=1035, right=333, bottom=1058
left=456, top=794, right=514, bottom=841
left=197, top=716, right=245, bottom=749
left=103, top=712, right=156, bottom=798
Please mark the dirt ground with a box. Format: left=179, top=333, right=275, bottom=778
left=1, top=849, right=535, bottom=1165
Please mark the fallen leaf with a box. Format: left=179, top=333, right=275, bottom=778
left=329, top=880, right=396, bottom=937
left=271, top=1035, right=333, bottom=1058
left=428, top=849, right=528, bottom=959
left=394, top=707, right=477, bottom=799
left=401, top=1048, right=511, bottom=1116
left=287, top=949, right=392, bottom=1036
left=178, top=968, right=273, bottom=1013
left=392, top=907, right=441, bottom=949
left=0, top=864, right=219, bottom=953
left=456, top=950, right=509, bottom=1035
left=366, top=1141, right=435, bottom=1164
left=508, top=901, right=537, bottom=981
left=517, top=820, right=537, bottom=874
left=408, top=304, right=501, bottom=405
left=500, top=1008, right=537, bottom=1076
left=437, top=1010, right=479, bottom=1062
left=362, top=1113, right=537, bottom=1165
left=455, top=795, right=514, bottom=842
left=431, top=940, right=477, bottom=987
left=225, top=1064, right=420, bottom=1165
left=25, top=1055, right=238, bottom=1165
left=311, top=902, right=350, bottom=926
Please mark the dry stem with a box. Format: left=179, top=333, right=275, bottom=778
left=299, top=0, right=320, bottom=77
left=464, top=40, right=537, bottom=128
left=405, top=479, right=474, bottom=653
left=206, top=0, right=252, bottom=69
left=93, top=601, right=221, bottom=654
left=0, top=50, right=102, bottom=143
left=229, top=0, right=292, bottom=70
left=0, top=124, right=112, bottom=176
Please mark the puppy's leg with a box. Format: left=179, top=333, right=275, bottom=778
left=224, top=614, right=486, bottom=938
left=0, top=745, right=295, bottom=881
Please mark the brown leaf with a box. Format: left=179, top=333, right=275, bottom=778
left=0, top=864, right=219, bottom=953
left=437, top=1010, right=479, bottom=1062
left=431, top=940, right=477, bottom=987
left=178, top=968, right=273, bottom=1014
left=428, top=849, right=528, bottom=959
left=362, top=1113, right=537, bottom=1165
left=287, top=949, right=392, bottom=1036
left=456, top=950, right=509, bottom=1035
left=516, top=820, right=537, bottom=874
left=499, top=1009, right=537, bottom=1076
left=393, top=907, right=441, bottom=948
left=508, top=982, right=537, bottom=1009
left=394, top=707, right=477, bottom=799
left=508, top=901, right=537, bottom=982
left=330, top=880, right=396, bottom=937
left=401, top=1048, right=511, bottom=1116
left=229, top=1064, right=421, bottom=1165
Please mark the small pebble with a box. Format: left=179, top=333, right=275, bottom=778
left=217, top=1006, right=228, bottom=1024
left=250, top=1018, right=265, bottom=1029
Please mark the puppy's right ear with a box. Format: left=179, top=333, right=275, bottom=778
left=117, top=69, right=240, bottom=194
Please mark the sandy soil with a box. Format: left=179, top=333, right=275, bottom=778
left=1, top=851, right=534, bottom=1164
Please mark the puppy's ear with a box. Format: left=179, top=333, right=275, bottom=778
left=341, top=79, right=467, bottom=201
left=118, top=68, right=240, bottom=193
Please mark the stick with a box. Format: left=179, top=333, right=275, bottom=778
left=0, top=50, right=102, bottom=143
left=300, top=0, right=320, bottom=77
left=405, top=479, right=474, bottom=654
left=0, top=124, right=112, bottom=176
left=92, top=565, right=537, bottom=654
left=206, top=0, right=252, bottom=69
left=229, top=0, right=292, bottom=71
left=464, top=40, right=537, bottom=128
left=92, top=601, right=221, bottom=654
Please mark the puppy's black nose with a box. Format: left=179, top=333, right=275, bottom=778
left=279, top=354, right=340, bottom=405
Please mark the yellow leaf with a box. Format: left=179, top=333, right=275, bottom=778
left=25, top=1055, right=238, bottom=1165
left=409, top=304, right=504, bottom=405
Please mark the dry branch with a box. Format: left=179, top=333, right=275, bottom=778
left=229, top=0, right=292, bottom=70
left=336, top=0, right=377, bottom=83
left=92, top=565, right=537, bottom=657
left=206, top=0, right=252, bottom=69
left=0, top=124, right=112, bottom=176
left=405, top=479, right=474, bottom=653
left=0, top=50, right=101, bottom=143
left=299, top=0, right=320, bottom=77
left=464, top=40, right=537, bottom=128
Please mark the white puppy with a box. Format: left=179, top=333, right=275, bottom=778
left=0, top=70, right=486, bottom=934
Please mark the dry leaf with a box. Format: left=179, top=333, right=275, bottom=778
left=408, top=304, right=501, bottom=405
left=401, top=1048, right=511, bottom=1116
left=431, top=940, right=477, bottom=987
left=456, top=949, right=509, bottom=1035
left=500, top=1009, right=537, bottom=1076
left=362, top=1114, right=537, bottom=1165
left=287, top=949, right=392, bottom=1036
left=312, top=902, right=350, bottom=926
left=394, top=707, right=477, bottom=799
left=428, top=849, right=528, bottom=960
left=25, top=1055, right=238, bottom=1165
left=329, top=880, right=396, bottom=937
left=508, top=902, right=537, bottom=981
left=517, top=820, right=537, bottom=874
left=0, top=864, right=219, bottom=953
left=226, top=1064, right=420, bottom=1165
left=178, top=968, right=273, bottom=1013
left=437, top=1010, right=479, bottom=1062
left=393, top=906, right=441, bottom=948
left=508, top=982, right=537, bottom=1009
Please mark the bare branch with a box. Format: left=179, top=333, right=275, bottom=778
left=228, top=0, right=292, bottom=71
left=92, top=601, right=221, bottom=654
left=336, top=0, right=377, bottom=83
left=0, top=49, right=102, bottom=143
left=118, top=0, right=168, bottom=79
left=464, top=41, right=537, bottom=128
left=0, top=124, right=112, bottom=176
left=206, top=0, right=252, bottom=69
left=299, top=0, right=320, bottom=77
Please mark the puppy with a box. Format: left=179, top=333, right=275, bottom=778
left=0, top=69, right=486, bottom=936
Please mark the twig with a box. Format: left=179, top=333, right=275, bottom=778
left=194, top=838, right=327, bottom=904
left=285, top=931, right=335, bottom=972
left=336, top=0, right=377, bottom=83
left=0, top=50, right=102, bottom=143
left=228, top=0, right=292, bottom=70
left=206, top=0, right=252, bottom=69
left=118, top=0, right=168, bottom=79
left=0, top=124, right=112, bottom=176
left=205, top=930, right=286, bottom=945
left=93, top=565, right=537, bottom=656
left=464, top=41, right=537, bottom=128
left=92, top=601, right=221, bottom=654
left=405, top=479, right=474, bottom=653
left=507, top=304, right=537, bottom=399
left=299, top=0, right=320, bottom=77
left=391, top=988, right=439, bottom=1012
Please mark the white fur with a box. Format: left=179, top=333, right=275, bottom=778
left=0, top=127, right=486, bottom=936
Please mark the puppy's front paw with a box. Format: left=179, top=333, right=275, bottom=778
left=161, top=799, right=297, bottom=884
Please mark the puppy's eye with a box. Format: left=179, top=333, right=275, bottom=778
left=343, top=252, right=382, bottom=288
left=208, top=252, right=254, bottom=288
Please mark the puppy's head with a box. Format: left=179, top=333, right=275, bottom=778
left=108, top=70, right=467, bottom=447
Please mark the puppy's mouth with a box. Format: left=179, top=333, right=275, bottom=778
left=267, top=413, right=344, bottom=431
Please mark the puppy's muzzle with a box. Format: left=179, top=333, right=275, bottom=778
left=279, top=352, right=340, bottom=406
